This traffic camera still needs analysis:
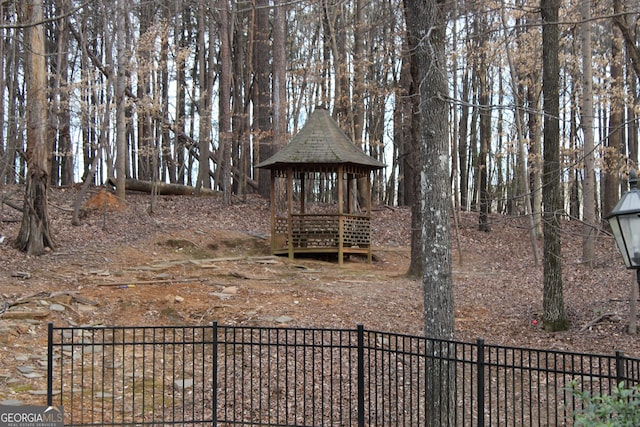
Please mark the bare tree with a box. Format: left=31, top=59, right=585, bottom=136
left=195, top=0, right=213, bottom=193
left=404, top=0, right=454, bottom=424
left=15, top=0, right=55, bottom=255
left=541, top=0, right=568, bottom=331
left=115, top=0, right=128, bottom=200
left=581, top=0, right=596, bottom=265
left=602, top=0, right=624, bottom=213
left=218, top=0, right=232, bottom=203
left=253, top=0, right=273, bottom=198
left=476, top=12, right=491, bottom=232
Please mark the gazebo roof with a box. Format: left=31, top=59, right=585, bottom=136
left=255, top=108, right=385, bottom=171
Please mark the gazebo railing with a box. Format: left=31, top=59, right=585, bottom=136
left=273, top=214, right=370, bottom=255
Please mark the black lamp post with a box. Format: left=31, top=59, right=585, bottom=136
left=606, top=170, right=640, bottom=334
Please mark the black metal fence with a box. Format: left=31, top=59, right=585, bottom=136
left=46, top=323, right=640, bottom=426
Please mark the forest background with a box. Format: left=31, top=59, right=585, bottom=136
left=3, top=0, right=639, bottom=218
left=3, top=1, right=640, bottom=330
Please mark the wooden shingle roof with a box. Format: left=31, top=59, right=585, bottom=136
left=255, top=108, right=385, bottom=171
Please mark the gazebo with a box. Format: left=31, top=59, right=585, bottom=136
left=256, top=107, right=385, bottom=265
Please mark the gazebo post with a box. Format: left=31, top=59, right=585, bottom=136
left=287, top=167, right=294, bottom=260
left=269, top=170, right=277, bottom=253
left=337, top=166, right=344, bottom=266
left=347, top=174, right=353, bottom=214
left=300, top=174, right=306, bottom=214
left=366, top=174, right=373, bottom=263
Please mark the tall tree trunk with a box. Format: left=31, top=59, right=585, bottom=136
left=219, top=0, right=232, bottom=204
left=136, top=3, right=155, bottom=182
left=500, top=3, right=539, bottom=264
left=53, top=0, right=73, bottom=186
left=272, top=0, right=287, bottom=153
left=158, top=19, right=174, bottom=183
left=195, top=1, right=212, bottom=193
left=396, top=37, right=413, bottom=207
left=0, top=1, right=12, bottom=185
left=254, top=0, right=272, bottom=198
left=404, top=0, right=454, bottom=424
left=458, top=67, right=470, bottom=211
left=541, top=0, right=568, bottom=331
left=115, top=0, right=128, bottom=200
left=581, top=0, right=596, bottom=265
left=602, top=0, right=624, bottom=214
left=406, top=18, right=422, bottom=278
left=232, top=5, right=250, bottom=196
left=477, top=22, right=491, bottom=232
left=174, top=0, right=187, bottom=184
left=15, top=0, right=55, bottom=255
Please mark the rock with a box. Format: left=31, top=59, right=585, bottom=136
left=0, top=399, right=23, bottom=406
left=22, top=372, right=43, bottom=379
left=76, top=304, right=96, bottom=313
left=49, top=304, right=66, bottom=312
left=210, top=292, right=232, bottom=300
left=274, top=316, right=293, bottom=324
left=174, top=378, right=194, bottom=390
left=222, top=286, right=238, bottom=295
left=95, top=392, right=113, bottom=398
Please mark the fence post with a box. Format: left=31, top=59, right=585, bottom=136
left=615, top=350, right=624, bottom=386
left=47, top=322, right=53, bottom=407
left=477, top=339, right=485, bottom=427
left=212, top=322, right=218, bottom=427
left=357, top=324, right=365, bottom=427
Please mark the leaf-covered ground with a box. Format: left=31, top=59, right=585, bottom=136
left=0, top=185, right=637, bottom=404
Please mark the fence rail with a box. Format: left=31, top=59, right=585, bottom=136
left=46, top=323, right=640, bottom=426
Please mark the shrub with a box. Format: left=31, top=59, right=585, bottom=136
left=568, top=381, right=640, bottom=427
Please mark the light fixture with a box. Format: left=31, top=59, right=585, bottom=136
left=606, top=169, right=640, bottom=334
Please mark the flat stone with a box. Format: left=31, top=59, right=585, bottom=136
left=274, top=316, right=293, bottom=324
left=22, top=372, right=43, bottom=379
left=174, top=378, right=193, bottom=390
left=77, top=304, right=96, bottom=313
left=49, top=304, right=66, bottom=312
left=0, top=399, right=23, bottom=406
left=222, top=286, right=238, bottom=295
left=82, top=345, right=103, bottom=354
left=16, top=366, right=35, bottom=374
left=95, top=392, right=113, bottom=398
left=210, top=292, right=232, bottom=300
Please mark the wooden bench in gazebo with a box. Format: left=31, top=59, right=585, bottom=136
left=256, top=108, right=385, bottom=265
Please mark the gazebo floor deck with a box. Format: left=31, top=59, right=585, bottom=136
left=272, top=246, right=371, bottom=255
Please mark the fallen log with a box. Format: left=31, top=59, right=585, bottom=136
left=97, top=278, right=202, bottom=287
left=108, top=178, right=220, bottom=196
